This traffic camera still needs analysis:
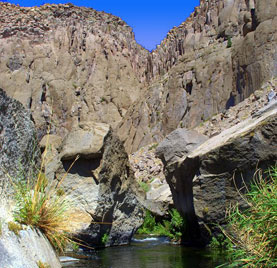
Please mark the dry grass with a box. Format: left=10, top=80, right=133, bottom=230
left=12, top=130, right=80, bottom=252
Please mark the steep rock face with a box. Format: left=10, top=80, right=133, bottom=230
left=158, top=99, right=277, bottom=242
left=0, top=2, right=149, bottom=139
left=0, top=226, right=61, bottom=268
left=0, top=88, right=40, bottom=196
left=118, top=0, right=277, bottom=153
left=43, top=123, right=144, bottom=247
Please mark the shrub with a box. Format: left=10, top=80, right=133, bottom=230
left=220, top=166, right=277, bottom=267
left=137, top=209, right=186, bottom=242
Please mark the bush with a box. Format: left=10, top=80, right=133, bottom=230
left=137, top=209, right=186, bottom=242
left=220, top=166, right=277, bottom=267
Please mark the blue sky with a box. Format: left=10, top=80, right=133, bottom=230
left=3, top=1, right=200, bottom=51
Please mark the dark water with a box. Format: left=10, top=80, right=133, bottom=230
left=62, top=237, right=227, bottom=268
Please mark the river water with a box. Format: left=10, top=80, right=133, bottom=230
left=61, top=236, right=228, bottom=268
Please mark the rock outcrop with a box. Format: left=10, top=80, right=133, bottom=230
left=0, top=2, right=149, bottom=139
left=0, top=90, right=61, bottom=268
left=0, top=88, right=40, bottom=196
left=43, top=122, right=144, bottom=247
left=0, top=226, right=61, bottom=268
left=118, top=0, right=277, bottom=153
left=158, top=97, right=277, bottom=242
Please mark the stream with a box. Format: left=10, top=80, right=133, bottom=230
left=61, top=236, right=228, bottom=268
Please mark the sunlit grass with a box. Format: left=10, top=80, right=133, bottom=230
left=220, top=166, right=277, bottom=267
left=11, top=131, right=80, bottom=252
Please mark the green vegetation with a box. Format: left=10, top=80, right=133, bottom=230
left=71, top=241, right=80, bottom=252
left=101, top=232, right=109, bottom=245
left=227, top=37, right=232, bottom=48
left=209, top=234, right=232, bottom=250
left=100, top=96, right=107, bottom=103
left=12, top=170, right=73, bottom=251
left=37, top=260, right=51, bottom=268
left=137, top=209, right=186, bottom=242
left=219, top=166, right=277, bottom=267
left=8, top=221, right=23, bottom=236
left=139, top=181, right=150, bottom=193
left=148, top=143, right=158, bottom=151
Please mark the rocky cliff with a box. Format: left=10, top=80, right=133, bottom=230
left=0, top=2, right=149, bottom=139
left=1, top=1, right=276, bottom=155
left=118, top=0, right=277, bottom=153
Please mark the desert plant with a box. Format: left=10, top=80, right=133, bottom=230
left=11, top=130, right=80, bottom=252
left=220, top=166, right=277, bottom=267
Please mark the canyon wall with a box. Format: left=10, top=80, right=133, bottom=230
left=118, top=0, right=277, bottom=153
left=0, top=2, right=149, bottom=139
left=0, top=1, right=276, bottom=154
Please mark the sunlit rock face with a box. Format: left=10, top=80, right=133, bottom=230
left=0, top=2, right=149, bottom=139
left=118, top=0, right=277, bottom=153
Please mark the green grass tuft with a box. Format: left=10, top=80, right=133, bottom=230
left=139, top=181, right=150, bottom=193
left=220, top=166, right=277, bottom=267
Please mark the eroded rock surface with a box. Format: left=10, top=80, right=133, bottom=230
left=118, top=0, right=277, bottom=153
left=0, top=90, right=60, bottom=268
left=159, top=97, right=277, bottom=242
left=0, top=2, right=149, bottom=139
left=43, top=123, right=144, bottom=247
left=0, top=88, right=40, bottom=196
left=0, top=226, right=61, bottom=268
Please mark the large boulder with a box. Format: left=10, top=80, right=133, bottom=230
left=44, top=122, right=144, bottom=247
left=159, top=100, right=277, bottom=243
left=156, top=128, right=208, bottom=166
left=0, top=88, right=40, bottom=196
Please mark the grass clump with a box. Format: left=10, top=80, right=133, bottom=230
left=13, top=170, right=73, bottom=251
left=8, top=221, right=23, bottom=236
left=137, top=209, right=186, bottom=242
left=139, top=181, right=150, bottom=193
left=148, top=143, right=158, bottom=151
left=101, top=232, right=109, bottom=245
left=37, top=260, right=50, bottom=268
left=220, top=166, right=277, bottom=267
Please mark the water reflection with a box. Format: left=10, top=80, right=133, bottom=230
left=62, top=237, right=227, bottom=268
